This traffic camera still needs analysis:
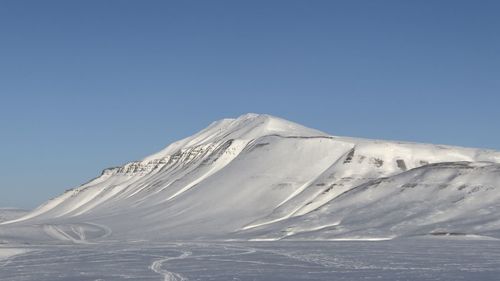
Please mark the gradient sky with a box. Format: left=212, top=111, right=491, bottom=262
left=1, top=0, right=499, bottom=208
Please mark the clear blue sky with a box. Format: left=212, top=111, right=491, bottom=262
left=1, top=0, right=499, bottom=208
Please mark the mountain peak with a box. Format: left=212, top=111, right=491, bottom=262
left=219, top=113, right=327, bottom=138
left=143, top=113, right=327, bottom=161
left=233, top=112, right=263, bottom=120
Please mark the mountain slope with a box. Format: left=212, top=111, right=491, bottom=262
left=0, top=208, right=28, bottom=223
left=2, top=113, right=500, bottom=243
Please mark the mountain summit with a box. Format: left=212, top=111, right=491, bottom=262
left=3, top=114, right=500, bottom=243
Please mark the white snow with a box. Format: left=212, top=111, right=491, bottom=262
left=0, top=248, right=29, bottom=260
left=2, top=241, right=500, bottom=280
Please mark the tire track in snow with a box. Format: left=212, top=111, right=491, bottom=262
left=150, top=250, right=191, bottom=281
left=149, top=244, right=257, bottom=281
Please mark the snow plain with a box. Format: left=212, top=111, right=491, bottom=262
left=2, top=240, right=500, bottom=281
left=2, top=113, right=500, bottom=280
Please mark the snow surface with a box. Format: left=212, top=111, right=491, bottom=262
left=2, top=240, right=500, bottom=280
left=0, top=248, right=29, bottom=261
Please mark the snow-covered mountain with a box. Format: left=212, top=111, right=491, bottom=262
left=2, top=113, right=500, bottom=243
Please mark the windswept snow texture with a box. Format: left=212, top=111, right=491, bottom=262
left=2, top=113, right=500, bottom=243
